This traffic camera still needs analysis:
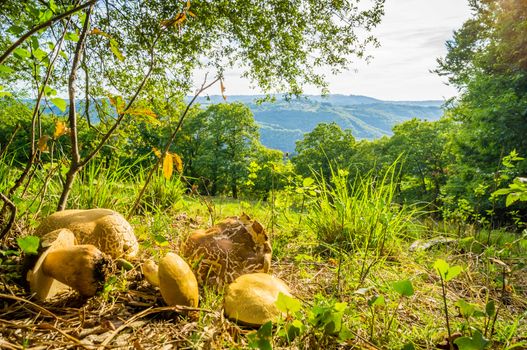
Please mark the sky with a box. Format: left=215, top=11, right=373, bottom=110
left=215, top=0, right=473, bottom=101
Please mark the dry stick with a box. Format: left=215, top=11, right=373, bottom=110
left=127, top=76, right=221, bottom=219
left=98, top=305, right=213, bottom=349
left=0, top=193, right=17, bottom=240
left=0, top=0, right=98, bottom=65
left=0, top=124, right=20, bottom=159
left=0, top=293, right=66, bottom=322
left=56, top=5, right=93, bottom=211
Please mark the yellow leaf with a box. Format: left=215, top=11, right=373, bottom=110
left=37, top=135, right=51, bottom=152
left=220, top=79, right=227, bottom=101
left=172, top=152, right=183, bottom=173
left=89, top=28, right=111, bottom=38
left=108, top=94, right=125, bottom=114
left=152, top=147, right=161, bottom=158
left=174, top=12, right=186, bottom=25
left=53, top=120, right=70, bottom=139
left=186, top=0, right=191, bottom=9
left=163, top=153, right=173, bottom=180
left=187, top=10, right=196, bottom=17
left=126, top=107, right=157, bottom=118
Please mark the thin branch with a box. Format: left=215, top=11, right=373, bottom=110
left=0, top=124, right=21, bottom=159
left=0, top=0, right=98, bottom=65
left=127, top=75, right=221, bottom=219
left=0, top=193, right=17, bottom=240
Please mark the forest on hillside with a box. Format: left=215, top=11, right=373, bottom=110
left=0, top=1, right=526, bottom=349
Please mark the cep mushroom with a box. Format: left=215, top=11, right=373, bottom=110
left=35, top=209, right=138, bottom=259
left=142, top=259, right=160, bottom=288
left=224, top=273, right=292, bottom=327
left=27, top=228, right=110, bottom=300
left=157, top=253, right=199, bottom=307
left=181, top=213, right=272, bottom=286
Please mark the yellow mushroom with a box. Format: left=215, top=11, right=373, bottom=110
left=142, top=259, right=160, bottom=288
left=158, top=253, right=199, bottom=307
left=224, top=273, right=292, bottom=327
left=27, top=229, right=110, bottom=300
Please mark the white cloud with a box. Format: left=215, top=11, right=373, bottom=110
left=197, top=0, right=472, bottom=101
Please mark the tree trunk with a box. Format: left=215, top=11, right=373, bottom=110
left=57, top=167, right=80, bottom=211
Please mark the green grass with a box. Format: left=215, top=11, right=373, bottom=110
left=1, top=158, right=526, bottom=349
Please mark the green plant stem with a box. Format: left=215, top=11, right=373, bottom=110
left=439, top=275, right=454, bottom=350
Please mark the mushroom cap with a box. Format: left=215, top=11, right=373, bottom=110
left=27, top=228, right=76, bottom=301
left=35, top=209, right=138, bottom=259
left=158, top=253, right=199, bottom=307
left=181, top=213, right=272, bottom=286
left=224, top=273, right=292, bottom=327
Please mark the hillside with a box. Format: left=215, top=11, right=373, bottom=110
left=196, top=95, right=445, bottom=152
left=40, top=94, right=445, bottom=154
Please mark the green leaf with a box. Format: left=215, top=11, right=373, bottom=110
left=16, top=236, right=40, bottom=255
left=275, top=292, right=302, bottom=314
left=44, top=86, right=57, bottom=96
left=51, top=98, right=67, bottom=112
left=445, top=265, right=462, bottom=282
left=109, top=39, right=125, bottom=61
left=13, top=48, right=30, bottom=59
left=367, top=295, right=385, bottom=307
left=303, top=177, right=314, bottom=187
left=434, top=259, right=449, bottom=278
left=485, top=300, right=496, bottom=317
left=402, top=344, right=416, bottom=350
left=505, top=193, right=519, bottom=207
left=454, top=330, right=489, bottom=350
left=8, top=25, right=25, bottom=36
left=0, top=86, right=12, bottom=97
left=33, top=48, right=48, bottom=61
left=65, top=32, right=79, bottom=42
left=455, top=299, right=477, bottom=318
left=392, top=279, right=414, bottom=297
left=0, top=65, right=14, bottom=75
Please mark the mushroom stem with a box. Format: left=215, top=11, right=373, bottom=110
left=42, top=245, right=110, bottom=297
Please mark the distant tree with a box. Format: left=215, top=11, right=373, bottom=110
left=193, top=103, right=259, bottom=198
left=292, top=122, right=356, bottom=181
left=385, top=118, right=451, bottom=206
left=436, top=0, right=527, bottom=221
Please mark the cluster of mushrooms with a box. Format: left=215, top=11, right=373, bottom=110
left=27, top=209, right=293, bottom=326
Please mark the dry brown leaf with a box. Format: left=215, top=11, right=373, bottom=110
left=37, top=135, right=51, bottom=152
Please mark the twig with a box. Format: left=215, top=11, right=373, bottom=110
left=98, top=305, right=213, bottom=348
left=0, top=193, right=17, bottom=240
left=0, top=124, right=20, bottom=159
left=0, top=293, right=66, bottom=322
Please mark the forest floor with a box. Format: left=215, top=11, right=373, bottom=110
left=1, top=198, right=526, bottom=349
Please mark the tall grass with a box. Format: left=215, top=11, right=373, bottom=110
left=307, top=162, right=421, bottom=254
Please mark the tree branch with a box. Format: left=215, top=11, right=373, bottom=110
left=0, top=193, right=17, bottom=241
left=0, top=0, right=98, bottom=65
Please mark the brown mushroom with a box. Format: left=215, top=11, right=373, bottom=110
left=27, top=229, right=110, bottom=300
left=35, top=209, right=138, bottom=259
left=181, top=213, right=272, bottom=286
